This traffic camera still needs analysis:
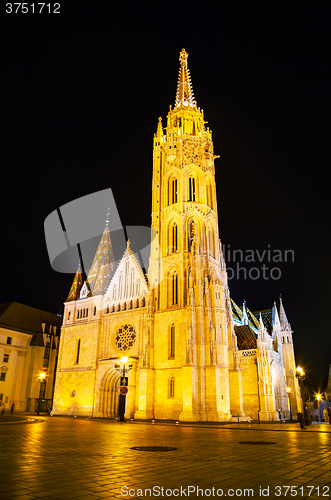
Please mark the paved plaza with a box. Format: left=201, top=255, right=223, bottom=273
left=0, top=415, right=330, bottom=500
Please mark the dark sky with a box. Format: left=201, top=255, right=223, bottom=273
left=1, top=1, right=330, bottom=391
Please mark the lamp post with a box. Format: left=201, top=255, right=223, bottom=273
left=37, top=372, right=46, bottom=415
left=287, top=387, right=292, bottom=422
left=115, top=356, right=132, bottom=422
left=316, top=394, right=321, bottom=422
left=296, top=365, right=306, bottom=412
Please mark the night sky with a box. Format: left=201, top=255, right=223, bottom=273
left=1, top=2, right=330, bottom=391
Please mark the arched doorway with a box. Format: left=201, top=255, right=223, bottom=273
left=99, top=369, right=121, bottom=418
left=98, top=366, right=136, bottom=418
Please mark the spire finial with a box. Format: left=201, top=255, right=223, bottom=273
left=106, top=207, right=110, bottom=228
left=175, top=48, right=195, bottom=108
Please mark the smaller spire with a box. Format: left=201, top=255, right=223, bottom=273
left=279, top=297, right=291, bottom=331
left=156, top=117, right=163, bottom=137
left=66, top=260, right=83, bottom=302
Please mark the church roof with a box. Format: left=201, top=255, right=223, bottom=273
left=87, top=222, right=115, bottom=296
left=175, top=49, right=195, bottom=108
left=231, top=299, right=259, bottom=330
left=65, top=260, right=83, bottom=302
left=252, top=309, right=273, bottom=334
left=234, top=325, right=257, bottom=350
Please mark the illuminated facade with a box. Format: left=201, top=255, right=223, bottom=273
left=52, top=50, right=301, bottom=421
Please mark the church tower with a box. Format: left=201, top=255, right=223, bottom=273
left=144, top=49, right=234, bottom=421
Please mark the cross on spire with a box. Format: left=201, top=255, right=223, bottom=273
left=175, top=49, right=195, bottom=108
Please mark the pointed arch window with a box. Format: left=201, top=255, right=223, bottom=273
left=119, top=273, right=123, bottom=299
left=75, top=339, right=81, bottom=364
left=188, top=176, right=196, bottom=201
left=188, top=219, right=196, bottom=251
left=169, top=323, right=175, bottom=359
left=172, top=178, right=178, bottom=204
left=130, top=270, right=135, bottom=297
left=172, top=223, right=178, bottom=253
left=206, top=181, right=213, bottom=209
left=168, top=376, right=175, bottom=398
left=172, top=271, right=178, bottom=305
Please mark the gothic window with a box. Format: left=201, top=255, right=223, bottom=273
left=168, top=376, right=175, bottom=398
left=169, top=323, right=175, bottom=358
left=130, top=270, right=135, bottom=296
left=112, top=286, right=116, bottom=301
left=75, top=339, right=81, bottom=364
left=115, top=324, right=136, bottom=352
left=106, top=305, right=109, bottom=314
left=136, top=280, right=140, bottom=297
left=206, top=181, right=213, bottom=209
left=171, top=178, right=178, bottom=204
left=188, top=219, right=197, bottom=250
left=208, top=226, right=215, bottom=258
left=188, top=176, right=196, bottom=201
left=119, top=273, right=123, bottom=299
left=171, top=271, right=178, bottom=305
left=93, top=306, right=96, bottom=316
left=125, top=260, right=129, bottom=298
left=68, top=311, right=71, bottom=321
left=171, top=223, right=178, bottom=253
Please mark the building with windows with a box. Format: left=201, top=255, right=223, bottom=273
left=52, top=49, right=301, bottom=421
left=0, top=302, right=61, bottom=412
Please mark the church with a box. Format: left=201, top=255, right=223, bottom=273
left=52, top=49, right=302, bottom=422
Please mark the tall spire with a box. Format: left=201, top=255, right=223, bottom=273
left=66, top=260, right=83, bottom=302
left=175, top=49, right=195, bottom=108
left=87, top=210, right=116, bottom=295
left=279, top=297, right=291, bottom=331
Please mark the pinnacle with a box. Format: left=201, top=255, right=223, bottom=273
left=175, top=48, right=195, bottom=108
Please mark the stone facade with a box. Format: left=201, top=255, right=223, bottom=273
left=52, top=49, right=302, bottom=421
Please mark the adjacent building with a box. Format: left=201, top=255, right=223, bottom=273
left=0, top=302, right=61, bottom=412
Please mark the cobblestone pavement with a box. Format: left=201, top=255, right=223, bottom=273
left=0, top=416, right=330, bottom=500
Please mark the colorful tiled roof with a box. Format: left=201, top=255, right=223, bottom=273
left=252, top=309, right=273, bottom=334
left=231, top=299, right=242, bottom=322
left=87, top=226, right=115, bottom=296
left=66, top=262, right=83, bottom=302
left=234, top=325, right=257, bottom=350
left=246, top=308, right=260, bottom=329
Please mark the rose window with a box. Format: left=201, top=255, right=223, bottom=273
left=115, top=324, right=136, bottom=352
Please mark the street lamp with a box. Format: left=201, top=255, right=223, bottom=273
left=37, top=372, right=46, bottom=415
left=115, top=356, right=132, bottom=422
left=287, top=387, right=292, bottom=422
left=316, top=394, right=321, bottom=422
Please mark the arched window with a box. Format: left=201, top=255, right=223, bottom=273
left=168, top=376, right=175, bottom=398
left=206, top=181, right=213, bottom=209
left=188, top=219, right=197, bottom=251
left=188, top=176, right=196, bottom=201
left=169, top=323, right=175, bottom=358
left=124, top=260, right=129, bottom=298
left=93, top=306, right=96, bottom=316
left=172, top=271, right=178, bottom=305
left=130, top=270, right=135, bottom=296
left=75, top=339, right=81, bottom=364
left=119, top=273, right=123, bottom=299
left=208, top=226, right=215, bottom=258
left=170, top=178, right=178, bottom=204
left=172, top=223, right=178, bottom=253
